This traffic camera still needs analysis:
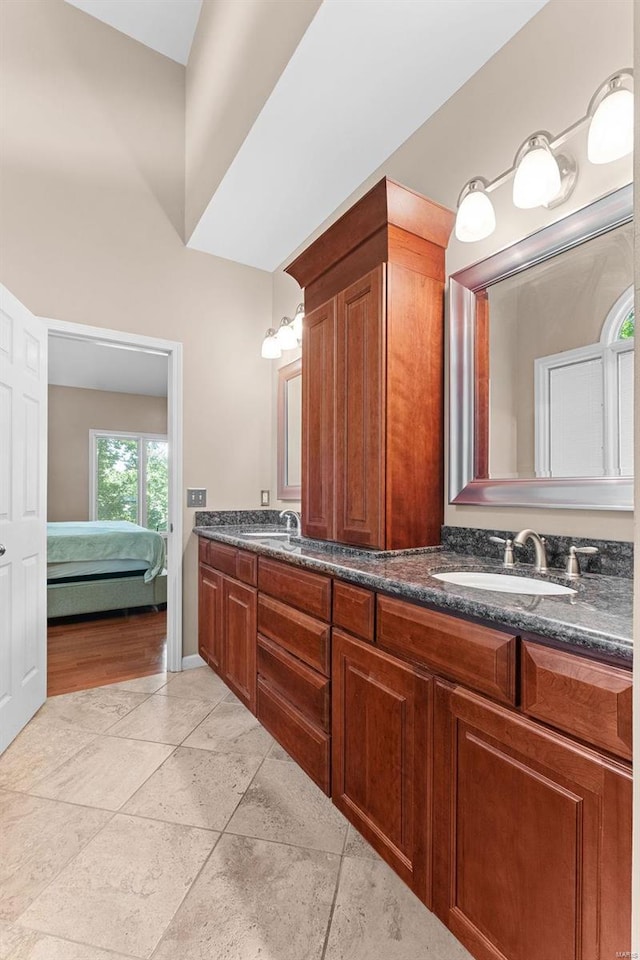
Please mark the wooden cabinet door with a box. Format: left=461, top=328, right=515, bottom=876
left=433, top=682, right=632, bottom=960
left=302, top=298, right=335, bottom=541
left=332, top=629, right=431, bottom=902
left=223, top=578, right=257, bottom=711
left=335, top=267, right=385, bottom=548
left=198, top=564, right=223, bottom=674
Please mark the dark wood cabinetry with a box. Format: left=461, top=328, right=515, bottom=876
left=287, top=177, right=454, bottom=550
left=198, top=545, right=257, bottom=711
left=433, top=681, right=632, bottom=960
left=332, top=628, right=432, bottom=901
left=197, top=543, right=632, bottom=960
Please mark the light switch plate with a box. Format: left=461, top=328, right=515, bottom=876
left=260, top=489, right=270, bottom=506
left=187, top=488, right=207, bottom=508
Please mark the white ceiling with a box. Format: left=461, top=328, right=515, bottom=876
left=48, top=335, right=168, bottom=397
left=65, top=0, right=202, bottom=65
left=187, top=0, right=548, bottom=271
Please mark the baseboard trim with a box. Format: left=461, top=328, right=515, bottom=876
left=181, top=654, right=206, bottom=671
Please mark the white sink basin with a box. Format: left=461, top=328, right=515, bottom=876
left=433, top=572, right=576, bottom=597
left=242, top=531, right=290, bottom=539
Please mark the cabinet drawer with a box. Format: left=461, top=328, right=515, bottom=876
left=257, top=678, right=331, bottom=794
left=258, top=594, right=330, bottom=676
left=257, top=634, right=330, bottom=732
left=377, top=596, right=516, bottom=704
left=333, top=581, right=374, bottom=642
left=258, top=557, right=331, bottom=620
left=235, top=549, right=258, bottom=587
left=200, top=539, right=257, bottom=587
left=522, top=642, right=632, bottom=761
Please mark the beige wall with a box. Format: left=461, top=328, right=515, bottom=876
left=48, top=385, right=167, bottom=522
left=275, top=0, right=634, bottom=541
left=185, top=0, right=320, bottom=238
left=0, top=0, right=274, bottom=656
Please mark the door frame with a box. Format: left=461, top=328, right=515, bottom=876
left=45, top=318, right=184, bottom=672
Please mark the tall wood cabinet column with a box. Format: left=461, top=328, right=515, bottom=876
left=287, top=177, right=454, bottom=550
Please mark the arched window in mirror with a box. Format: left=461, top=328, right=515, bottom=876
left=535, top=285, right=634, bottom=478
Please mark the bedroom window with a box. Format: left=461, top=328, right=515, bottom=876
left=90, top=431, right=169, bottom=531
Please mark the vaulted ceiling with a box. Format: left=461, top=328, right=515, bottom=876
left=64, top=0, right=549, bottom=272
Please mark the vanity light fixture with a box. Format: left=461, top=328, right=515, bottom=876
left=275, top=316, right=299, bottom=350
left=261, top=328, right=282, bottom=359
left=292, top=303, right=305, bottom=340
left=454, top=179, right=496, bottom=242
left=453, top=67, right=633, bottom=242
left=587, top=72, right=634, bottom=164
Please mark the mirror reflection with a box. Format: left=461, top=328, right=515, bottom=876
left=277, top=358, right=302, bottom=500
left=487, top=221, right=634, bottom=480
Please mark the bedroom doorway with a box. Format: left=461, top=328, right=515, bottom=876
left=45, top=319, right=183, bottom=694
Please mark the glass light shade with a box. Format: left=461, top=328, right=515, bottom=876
left=276, top=318, right=298, bottom=350
left=513, top=140, right=561, bottom=209
left=292, top=303, right=304, bottom=340
left=588, top=87, right=634, bottom=164
left=455, top=186, right=496, bottom=242
left=261, top=329, right=282, bottom=359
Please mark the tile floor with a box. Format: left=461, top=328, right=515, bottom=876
left=0, top=667, right=473, bottom=960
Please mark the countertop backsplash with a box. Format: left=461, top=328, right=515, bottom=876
left=441, top=526, right=633, bottom=579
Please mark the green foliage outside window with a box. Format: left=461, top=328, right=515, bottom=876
left=96, top=436, right=168, bottom=531
left=618, top=309, right=634, bottom=341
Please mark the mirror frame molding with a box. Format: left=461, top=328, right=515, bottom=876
left=277, top=357, right=302, bottom=501
left=449, top=183, right=633, bottom=511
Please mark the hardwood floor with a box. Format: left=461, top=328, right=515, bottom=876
left=47, top=608, right=167, bottom=696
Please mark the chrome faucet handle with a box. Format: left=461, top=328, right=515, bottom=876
left=565, top=545, right=598, bottom=579
left=489, top=536, right=515, bottom=569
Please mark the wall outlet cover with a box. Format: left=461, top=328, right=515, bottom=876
left=261, top=489, right=270, bottom=506
left=187, top=488, right=207, bottom=508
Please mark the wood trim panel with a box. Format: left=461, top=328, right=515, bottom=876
left=257, top=593, right=330, bottom=676
left=521, top=641, right=632, bottom=761
left=304, top=229, right=387, bottom=313
left=302, top=299, right=336, bottom=540
left=387, top=225, right=446, bottom=281
left=377, top=596, right=516, bottom=704
left=332, top=629, right=432, bottom=903
left=433, top=681, right=632, bottom=960
left=198, top=563, right=223, bottom=673
left=257, top=633, right=330, bottom=731
left=335, top=267, right=385, bottom=549
left=258, top=557, right=331, bottom=621
left=222, top=577, right=257, bottom=711
left=257, top=677, right=331, bottom=794
left=385, top=264, right=444, bottom=548
left=286, top=177, right=453, bottom=290
left=332, top=581, right=375, bottom=643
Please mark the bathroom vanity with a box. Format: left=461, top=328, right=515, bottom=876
left=196, top=525, right=632, bottom=960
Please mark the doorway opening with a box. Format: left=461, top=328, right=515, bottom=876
left=45, top=320, right=183, bottom=695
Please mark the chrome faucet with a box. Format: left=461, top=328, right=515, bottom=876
left=279, top=509, right=301, bottom=538
left=513, top=529, right=548, bottom=573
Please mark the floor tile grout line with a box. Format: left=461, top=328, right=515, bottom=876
left=147, top=827, right=227, bottom=960
left=320, top=850, right=346, bottom=960
left=9, top=922, right=141, bottom=960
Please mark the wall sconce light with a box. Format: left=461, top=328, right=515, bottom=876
left=455, top=179, right=496, bottom=242
left=512, top=134, right=576, bottom=209
left=261, top=305, right=305, bottom=358
left=454, top=68, right=633, bottom=242
left=275, top=316, right=299, bottom=350
left=292, top=303, right=305, bottom=340
left=261, top=328, right=282, bottom=359
left=587, top=72, right=634, bottom=164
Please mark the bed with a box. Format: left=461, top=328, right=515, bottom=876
left=47, top=520, right=167, bottom=619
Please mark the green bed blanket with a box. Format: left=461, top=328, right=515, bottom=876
left=47, top=521, right=165, bottom=583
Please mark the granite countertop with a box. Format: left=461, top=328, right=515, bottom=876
left=194, top=524, right=633, bottom=663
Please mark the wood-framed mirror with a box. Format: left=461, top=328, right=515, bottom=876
left=449, top=183, right=633, bottom=511
left=277, top=358, right=302, bottom=501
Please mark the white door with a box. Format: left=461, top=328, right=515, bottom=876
left=0, top=285, right=47, bottom=753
